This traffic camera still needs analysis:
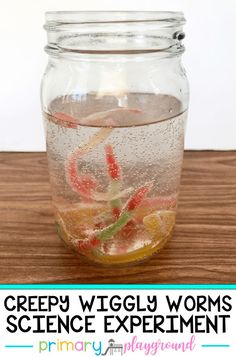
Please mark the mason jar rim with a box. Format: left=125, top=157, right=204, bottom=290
left=45, top=11, right=185, bottom=26
left=44, top=11, right=186, bottom=56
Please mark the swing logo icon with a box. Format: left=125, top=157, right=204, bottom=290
left=102, top=339, right=124, bottom=355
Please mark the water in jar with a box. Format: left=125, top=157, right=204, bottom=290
left=44, top=93, right=186, bottom=265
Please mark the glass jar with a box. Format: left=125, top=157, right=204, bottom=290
left=41, top=11, right=189, bottom=266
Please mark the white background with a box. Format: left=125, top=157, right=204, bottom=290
left=0, top=0, right=236, bottom=151
left=0, top=289, right=235, bottom=356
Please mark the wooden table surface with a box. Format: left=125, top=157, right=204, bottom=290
left=0, top=151, right=235, bottom=284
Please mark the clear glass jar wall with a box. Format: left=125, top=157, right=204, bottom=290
left=41, top=11, right=189, bottom=265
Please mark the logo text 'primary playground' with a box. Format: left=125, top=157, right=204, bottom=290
left=38, top=335, right=196, bottom=355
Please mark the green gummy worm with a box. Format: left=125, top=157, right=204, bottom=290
left=97, top=211, right=132, bottom=241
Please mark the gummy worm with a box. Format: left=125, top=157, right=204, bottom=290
left=78, top=182, right=153, bottom=250
left=57, top=108, right=141, bottom=201
left=105, top=144, right=122, bottom=218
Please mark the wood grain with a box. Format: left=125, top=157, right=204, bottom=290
left=0, top=151, right=235, bottom=284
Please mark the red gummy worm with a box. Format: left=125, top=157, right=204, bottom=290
left=67, top=157, right=97, bottom=198
left=121, top=219, right=136, bottom=238
left=78, top=236, right=100, bottom=251
left=105, top=144, right=121, bottom=180
left=112, top=207, right=121, bottom=219
left=54, top=112, right=78, bottom=128
left=125, top=184, right=152, bottom=212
